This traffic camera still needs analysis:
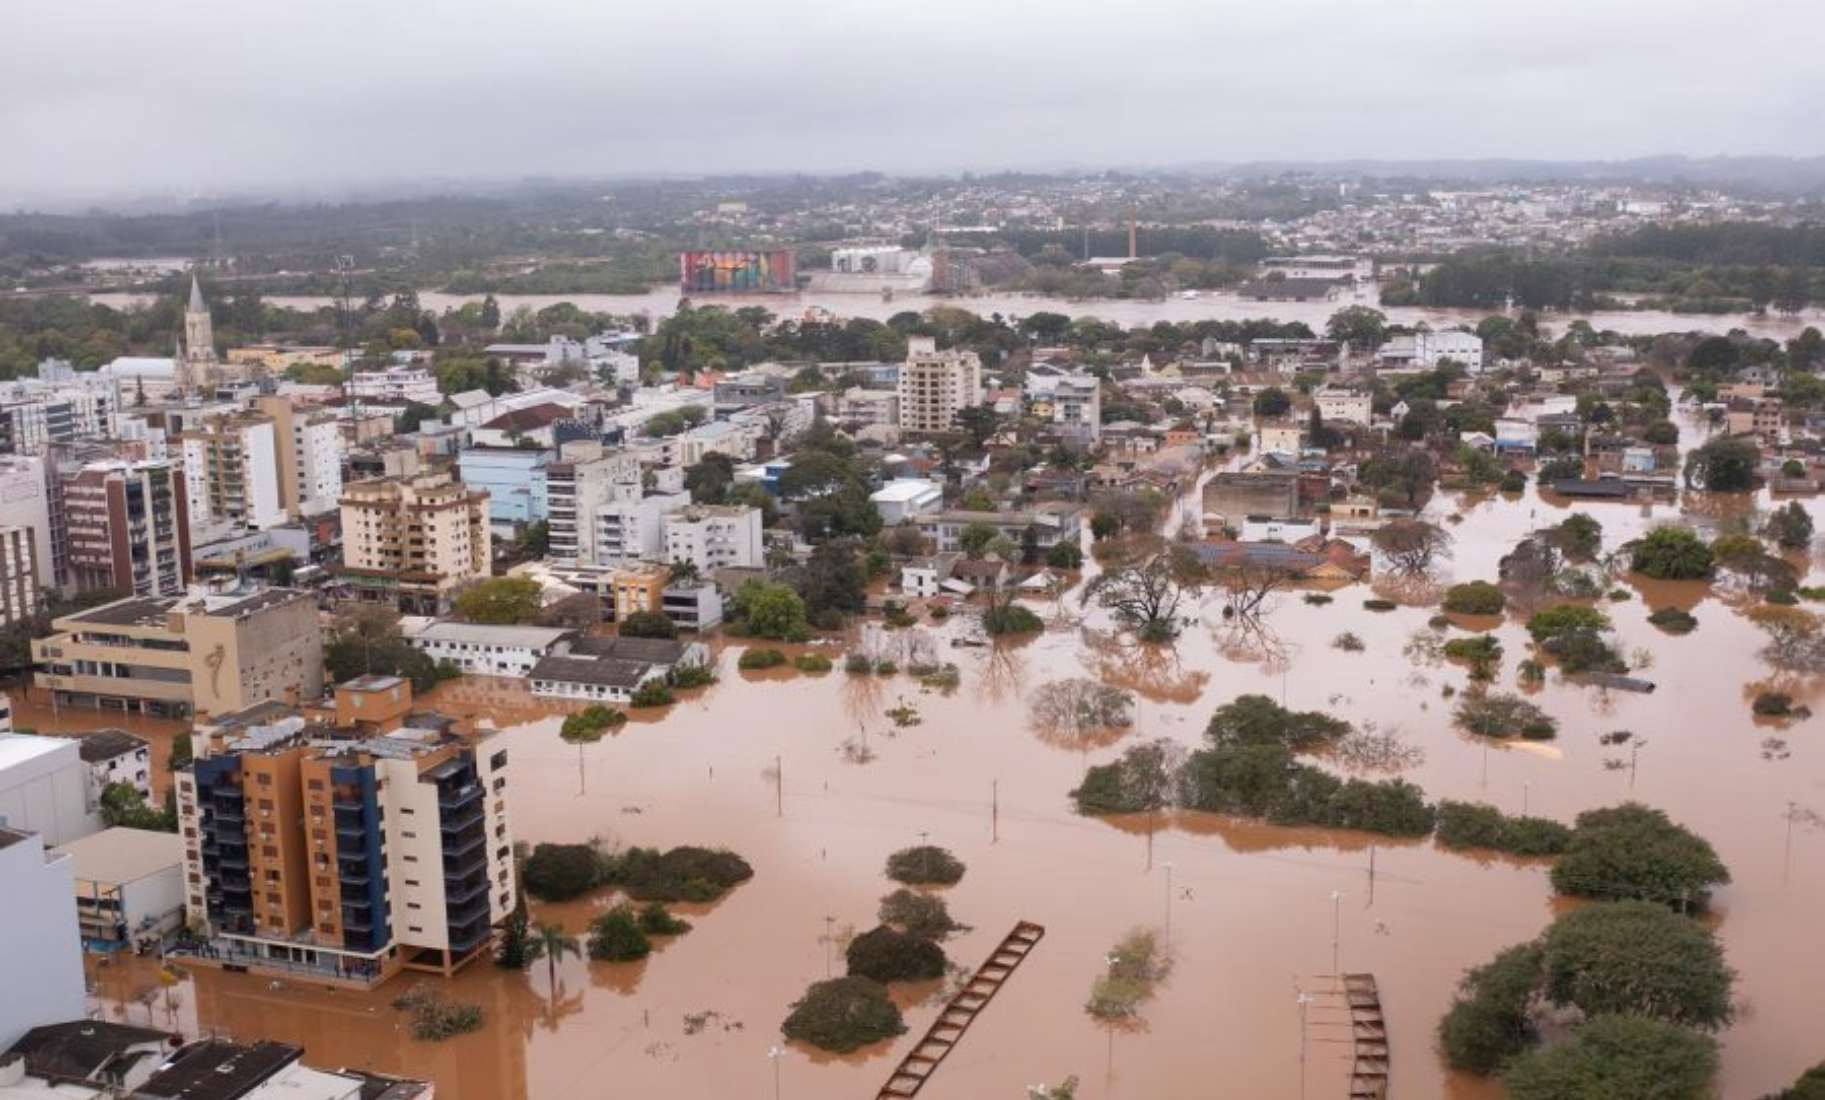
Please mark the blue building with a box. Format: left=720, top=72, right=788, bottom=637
left=458, top=446, right=554, bottom=527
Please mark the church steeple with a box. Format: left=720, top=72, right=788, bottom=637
left=180, top=267, right=217, bottom=396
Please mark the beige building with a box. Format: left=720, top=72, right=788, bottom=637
left=251, top=396, right=344, bottom=520
left=339, top=472, right=490, bottom=614
left=178, top=681, right=516, bottom=985
left=896, top=336, right=984, bottom=434
left=0, top=525, right=40, bottom=629
left=33, top=585, right=324, bottom=719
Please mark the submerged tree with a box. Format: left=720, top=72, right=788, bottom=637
left=1372, top=519, right=1453, bottom=576
left=1080, top=549, right=1202, bottom=641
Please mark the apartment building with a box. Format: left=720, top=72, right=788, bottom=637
left=176, top=683, right=515, bottom=983
left=1024, top=370, right=1102, bottom=445
left=544, top=441, right=692, bottom=565
left=662, top=504, right=764, bottom=571
left=338, top=472, right=490, bottom=614
left=0, top=454, right=54, bottom=596
left=181, top=411, right=286, bottom=535
left=833, top=387, right=899, bottom=429
left=0, top=524, right=40, bottom=628
left=250, top=395, right=343, bottom=520
left=0, top=734, right=103, bottom=847
left=897, top=337, right=984, bottom=433
left=0, top=372, right=119, bottom=455
left=1378, top=330, right=1485, bottom=372
left=346, top=364, right=440, bottom=406
left=61, top=458, right=191, bottom=598
left=32, top=585, right=324, bottom=719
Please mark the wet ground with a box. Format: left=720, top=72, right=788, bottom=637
left=63, top=451, right=1825, bottom=1100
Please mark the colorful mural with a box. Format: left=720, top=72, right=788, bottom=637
left=679, top=249, right=797, bottom=293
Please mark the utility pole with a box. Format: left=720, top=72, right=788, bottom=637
left=1162, top=862, right=1174, bottom=948
left=991, top=779, right=999, bottom=843
left=1330, top=890, right=1344, bottom=989
left=774, top=755, right=783, bottom=818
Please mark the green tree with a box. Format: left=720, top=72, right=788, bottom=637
left=1252, top=386, right=1292, bottom=417
left=959, top=522, right=998, bottom=559
left=683, top=453, right=736, bottom=505
left=522, top=843, right=603, bottom=901
left=1047, top=540, right=1085, bottom=569
left=1684, top=435, right=1761, bottom=491
left=394, top=401, right=441, bottom=434
left=97, top=782, right=177, bottom=831
left=846, top=926, right=947, bottom=984
left=735, top=581, right=811, bottom=641
left=1438, top=943, right=1544, bottom=1074
left=1325, top=306, right=1389, bottom=349
left=588, top=906, right=652, bottom=962
left=1629, top=527, right=1716, bottom=580
left=1766, top=501, right=1815, bottom=550
left=1502, top=1015, right=1719, bottom=1100
left=324, top=605, right=441, bottom=693
left=453, top=577, right=543, bottom=624
left=1551, top=803, right=1731, bottom=909
left=618, top=610, right=678, bottom=639
left=1442, top=581, right=1506, bottom=615
left=802, top=541, right=866, bottom=626
left=953, top=405, right=1001, bottom=450
left=1539, top=901, right=1734, bottom=1028
left=781, top=977, right=906, bottom=1053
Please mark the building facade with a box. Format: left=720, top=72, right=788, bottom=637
left=0, top=524, right=40, bottom=628
left=62, top=459, right=192, bottom=597
left=33, top=587, right=324, bottom=719
left=181, top=412, right=286, bottom=534
left=346, top=365, right=440, bottom=406
left=662, top=505, right=763, bottom=572
left=0, top=827, right=85, bottom=1048
left=0, top=734, right=103, bottom=847
left=458, top=446, right=553, bottom=527
left=178, top=694, right=515, bottom=983
left=339, top=472, right=491, bottom=614
left=896, top=337, right=984, bottom=433
left=405, top=621, right=575, bottom=678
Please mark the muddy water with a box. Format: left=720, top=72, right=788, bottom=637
left=77, top=482, right=1825, bottom=1099
left=86, top=286, right=1825, bottom=340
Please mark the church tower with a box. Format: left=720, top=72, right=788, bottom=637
left=180, top=272, right=217, bottom=394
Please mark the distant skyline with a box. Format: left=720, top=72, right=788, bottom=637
left=3, top=0, right=1822, bottom=206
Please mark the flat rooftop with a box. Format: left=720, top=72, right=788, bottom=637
left=53, top=827, right=184, bottom=886
left=0, top=732, right=77, bottom=772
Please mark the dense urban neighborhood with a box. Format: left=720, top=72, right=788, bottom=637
left=2, top=136, right=1825, bottom=1100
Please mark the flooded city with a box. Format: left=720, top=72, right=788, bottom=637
left=55, top=437, right=1825, bottom=1100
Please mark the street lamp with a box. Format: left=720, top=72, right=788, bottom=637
left=1329, top=890, right=1344, bottom=986
left=767, top=1046, right=783, bottom=1100
left=1161, top=862, right=1175, bottom=948
left=1296, top=990, right=1314, bottom=1100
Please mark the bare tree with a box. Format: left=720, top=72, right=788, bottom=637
left=1080, top=550, right=1203, bottom=641
left=1749, top=606, right=1825, bottom=673
left=1030, top=679, right=1136, bottom=750
left=1372, top=518, right=1453, bottom=576
left=1211, top=559, right=1300, bottom=619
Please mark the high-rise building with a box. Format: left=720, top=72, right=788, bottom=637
left=33, top=586, right=323, bottom=719
left=61, top=458, right=191, bottom=597
left=177, top=680, right=516, bottom=982
left=545, top=441, right=690, bottom=565
left=0, top=525, right=40, bottom=628
left=251, top=396, right=344, bottom=521
left=180, top=411, right=286, bottom=535
left=338, top=471, right=490, bottom=614
left=0, top=368, right=121, bottom=455
left=0, top=827, right=85, bottom=1048
left=896, top=336, right=984, bottom=433
left=0, top=454, right=53, bottom=598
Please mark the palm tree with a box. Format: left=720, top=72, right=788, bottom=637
left=524, top=922, right=581, bottom=993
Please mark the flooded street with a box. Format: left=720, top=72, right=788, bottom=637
left=87, top=286, right=1825, bottom=340
left=67, top=474, right=1825, bottom=1099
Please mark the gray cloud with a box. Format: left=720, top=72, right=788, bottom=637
left=2, top=0, right=1821, bottom=202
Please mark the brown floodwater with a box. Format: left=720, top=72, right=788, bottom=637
left=73, top=451, right=1825, bottom=1099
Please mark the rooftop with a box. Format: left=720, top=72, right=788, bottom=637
left=0, top=733, right=78, bottom=773
left=52, top=827, right=185, bottom=887
left=131, top=1039, right=301, bottom=1100
left=408, top=620, right=575, bottom=649
left=5, top=1020, right=174, bottom=1087
left=74, top=729, right=150, bottom=764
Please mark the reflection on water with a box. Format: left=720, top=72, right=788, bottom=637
left=67, top=475, right=1825, bottom=1100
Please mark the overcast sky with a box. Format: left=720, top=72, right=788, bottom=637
left=3, top=0, right=1821, bottom=205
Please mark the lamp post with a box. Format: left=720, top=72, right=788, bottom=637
left=1162, top=862, right=1175, bottom=948
left=1329, top=890, right=1344, bottom=987
left=1296, top=990, right=1314, bottom=1100
left=767, top=1045, right=783, bottom=1100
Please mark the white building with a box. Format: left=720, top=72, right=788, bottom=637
left=346, top=364, right=440, bottom=406
left=529, top=636, right=706, bottom=703
left=870, top=479, right=944, bottom=525
left=1378, top=330, right=1485, bottom=373
left=181, top=414, right=286, bottom=533
left=0, top=455, right=54, bottom=598
left=1025, top=371, right=1102, bottom=445
left=0, top=525, right=40, bottom=629
left=1239, top=516, right=1321, bottom=542
left=75, top=729, right=152, bottom=804
left=663, top=505, right=765, bottom=571
left=1314, top=387, right=1374, bottom=425
left=0, top=827, right=85, bottom=1048
left=0, top=734, right=102, bottom=847
left=598, top=492, right=692, bottom=563
left=897, top=337, right=984, bottom=433
left=404, top=621, right=576, bottom=678
left=53, top=825, right=185, bottom=946
left=834, top=387, right=900, bottom=428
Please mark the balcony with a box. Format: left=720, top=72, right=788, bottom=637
left=444, top=873, right=489, bottom=907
